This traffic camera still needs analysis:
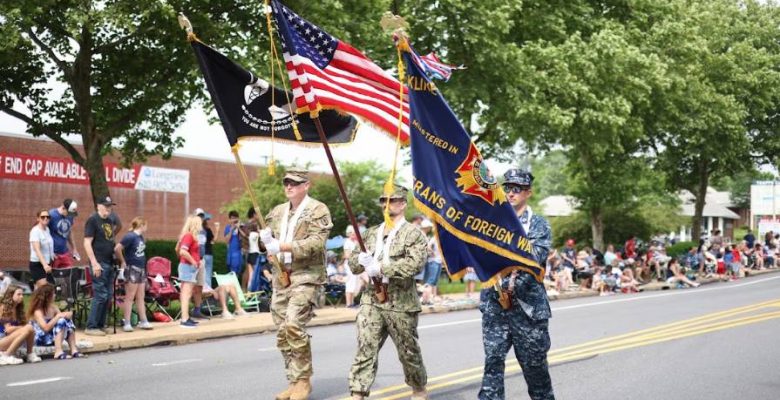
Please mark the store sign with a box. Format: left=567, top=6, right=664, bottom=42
left=0, top=152, right=189, bottom=193
left=135, top=166, right=189, bottom=193
left=750, top=181, right=780, bottom=216
left=757, top=217, right=780, bottom=238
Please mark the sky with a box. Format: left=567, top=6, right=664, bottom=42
left=1, top=102, right=517, bottom=186
left=0, top=106, right=418, bottom=180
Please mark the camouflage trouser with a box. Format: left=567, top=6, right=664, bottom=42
left=271, top=284, right=317, bottom=382
left=478, top=296, right=554, bottom=400
left=348, top=305, right=427, bottom=395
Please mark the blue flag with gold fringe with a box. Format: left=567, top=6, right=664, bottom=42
left=402, top=44, right=543, bottom=284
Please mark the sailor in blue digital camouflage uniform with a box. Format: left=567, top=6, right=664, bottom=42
left=478, top=168, right=554, bottom=400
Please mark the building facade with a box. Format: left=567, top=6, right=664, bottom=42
left=0, top=133, right=264, bottom=270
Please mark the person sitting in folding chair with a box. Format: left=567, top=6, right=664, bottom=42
left=214, top=272, right=268, bottom=314
left=202, top=284, right=250, bottom=320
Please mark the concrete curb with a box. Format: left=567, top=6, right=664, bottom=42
left=77, top=268, right=780, bottom=355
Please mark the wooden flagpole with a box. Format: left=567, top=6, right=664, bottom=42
left=231, top=147, right=290, bottom=287
left=312, top=118, right=388, bottom=303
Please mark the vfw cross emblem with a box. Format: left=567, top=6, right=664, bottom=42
left=455, top=143, right=506, bottom=205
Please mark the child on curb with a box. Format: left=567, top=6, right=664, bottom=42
left=0, top=286, right=41, bottom=365
left=28, top=284, right=83, bottom=359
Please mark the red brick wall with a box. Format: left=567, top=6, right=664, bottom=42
left=0, top=134, right=263, bottom=270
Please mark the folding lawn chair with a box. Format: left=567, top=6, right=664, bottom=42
left=214, top=271, right=268, bottom=313
left=145, top=257, right=180, bottom=320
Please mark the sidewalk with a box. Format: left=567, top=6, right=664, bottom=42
left=75, top=268, right=780, bottom=355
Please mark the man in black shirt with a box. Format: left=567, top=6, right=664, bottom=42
left=83, top=196, right=121, bottom=336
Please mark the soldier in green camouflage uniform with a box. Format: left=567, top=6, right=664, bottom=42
left=347, top=185, right=430, bottom=400
left=261, top=168, right=333, bottom=400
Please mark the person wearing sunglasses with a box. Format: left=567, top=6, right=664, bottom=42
left=260, top=167, right=332, bottom=400
left=29, top=209, right=55, bottom=289
left=479, top=169, right=555, bottom=400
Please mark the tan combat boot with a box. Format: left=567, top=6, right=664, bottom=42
left=275, top=382, right=295, bottom=400
left=410, top=387, right=429, bottom=400
left=290, top=378, right=312, bottom=400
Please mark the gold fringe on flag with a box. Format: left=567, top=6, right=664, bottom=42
left=382, top=33, right=409, bottom=230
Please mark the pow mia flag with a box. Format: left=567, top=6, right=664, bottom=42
left=191, top=40, right=358, bottom=147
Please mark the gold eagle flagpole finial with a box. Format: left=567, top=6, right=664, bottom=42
left=379, top=12, right=410, bottom=229
left=178, top=13, right=197, bottom=42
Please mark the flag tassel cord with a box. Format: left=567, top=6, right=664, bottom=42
left=265, top=0, right=302, bottom=142
left=264, top=0, right=277, bottom=175
left=381, top=44, right=408, bottom=230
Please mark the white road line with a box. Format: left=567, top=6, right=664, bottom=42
left=151, top=358, right=202, bottom=367
left=553, top=275, right=780, bottom=311
left=7, top=377, right=72, bottom=387
left=258, top=347, right=277, bottom=352
left=417, top=275, right=780, bottom=330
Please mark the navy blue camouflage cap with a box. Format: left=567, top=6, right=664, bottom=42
left=503, top=169, right=534, bottom=186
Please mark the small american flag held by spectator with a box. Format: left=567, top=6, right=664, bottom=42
left=271, top=0, right=410, bottom=143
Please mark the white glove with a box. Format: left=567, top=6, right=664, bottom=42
left=260, top=228, right=273, bottom=244
left=365, top=261, right=382, bottom=278
left=265, top=239, right=281, bottom=256
left=358, top=252, right=374, bottom=267
left=358, top=252, right=381, bottom=277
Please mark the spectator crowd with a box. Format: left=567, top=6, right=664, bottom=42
left=544, top=229, right=780, bottom=297
left=3, top=192, right=779, bottom=366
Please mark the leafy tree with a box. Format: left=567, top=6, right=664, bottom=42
left=530, top=150, right=568, bottom=199
left=222, top=161, right=391, bottom=239
left=549, top=164, right=682, bottom=248
left=0, top=0, right=393, bottom=205
left=0, top=0, right=270, bottom=203
left=644, top=0, right=780, bottom=240
left=711, top=169, right=777, bottom=209
left=509, top=23, right=669, bottom=250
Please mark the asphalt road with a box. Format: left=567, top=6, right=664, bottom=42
left=3, top=274, right=780, bottom=400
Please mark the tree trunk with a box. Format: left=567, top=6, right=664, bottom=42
left=690, top=159, right=710, bottom=241
left=73, top=25, right=109, bottom=209
left=590, top=208, right=604, bottom=251
left=83, top=147, right=110, bottom=208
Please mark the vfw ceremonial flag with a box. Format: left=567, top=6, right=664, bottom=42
left=191, top=40, right=357, bottom=147
left=401, top=44, right=543, bottom=283
left=270, top=0, right=410, bottom=143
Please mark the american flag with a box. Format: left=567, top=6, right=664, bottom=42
left=271, top=0, right=409, bottom=143
left=416, top=52, right=464, bottom=82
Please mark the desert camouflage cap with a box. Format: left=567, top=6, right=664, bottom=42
left=379, top=184, right=409, bottom=200
left=283, top=167, right=309, bottom=183
left=503, top=168, right=534, bottom=186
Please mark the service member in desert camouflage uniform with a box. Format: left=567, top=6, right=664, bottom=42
left=479, top=169, right=555, bottom=400
left=347, top=184, right=430, bottom=400
left=261, top=168, right=333, bottom=400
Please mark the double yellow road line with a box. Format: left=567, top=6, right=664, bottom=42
left=340, top=299, right=780, bottom=400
